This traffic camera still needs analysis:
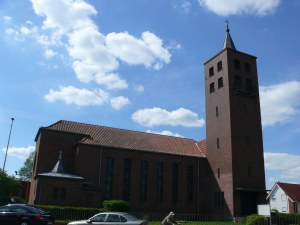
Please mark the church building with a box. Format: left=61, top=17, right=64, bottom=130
left=28, top=25, right=267, bottom=215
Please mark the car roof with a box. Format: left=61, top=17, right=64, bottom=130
left=99, top=212, right=128, bottom=216
left=7, top=204, right=26, bottom=206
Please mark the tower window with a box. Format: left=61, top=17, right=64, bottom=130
left=140, top=161, right=148, bottom=201
left=218, top=77, right=223, bottom=88
left=248, top=167, right=251, bottom=178
left=172, top=164, right=178, bottom=203
left=235, top=76, right=241, bottom=87
left=157, top=162, right=163, bottom=202
left=187, top=165, right=193, bottom=202
left=217, top=138, right=219, bottom=148
left=246, top=136, right=250, bottom=146
left=234, top=59, right=240, bottom=69
left=218, top=168, right=220, bottom=178
left=105, top=157, right=114, bottom=200
left=245, top=63, right=251, bottom=72
left=209, top=67, right=214, bottom=76
left=246, top=79, right=252, bottom=91
left=216, top=107, right=218, bottom=117
left=61, top=188, right=66, bottom=199
left=217, top=61, right=222, bottom=71
left=210, top=82, right=215, bottom=93
left=123, top=159, right=131, bottom=201
left=53, top=188, right=58, bottom=199
left=244, top=104, right=247, bottom=114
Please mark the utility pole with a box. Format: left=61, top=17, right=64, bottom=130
left=3, top=118, right=14, bottom=171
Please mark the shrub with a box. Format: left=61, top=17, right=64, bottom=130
left=103, top=200, right=131, bottom=213
left=246, top=214, right=268, bottom=225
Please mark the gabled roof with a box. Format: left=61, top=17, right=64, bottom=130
left=222, top=25, right=236, bottom=51
left=267, top=182, right=300, bottom=202
left=41, top=120, right=205, bottom=158
left=196, top=139, right=206, bottom=156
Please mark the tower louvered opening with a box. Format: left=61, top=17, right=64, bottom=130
left=209, top=67, right=214, bottom=76
left=210, top=82, right=215, bottom=93
left=245, top=63, right=251, bottom=72
left=234, top=59, right=240, bottom=69
left=218, top=77, right=223, bottom=88
left=217, top=61, right=222, bottom=71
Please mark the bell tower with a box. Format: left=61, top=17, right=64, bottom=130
left=204, top=23, right=266, bottom=215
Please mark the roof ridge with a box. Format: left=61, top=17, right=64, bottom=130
left=47, top=120, right=63, bottom=128
left=57, top=120, right=196, bottom=141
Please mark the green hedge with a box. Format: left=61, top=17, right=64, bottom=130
left=103, top=200, right=131, bottom=212
left=273, top=213, right=300, bottom=225
left=246, top=214, right=268, bottom=225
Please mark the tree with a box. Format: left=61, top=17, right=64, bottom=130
left=18, top=151, right=35, bottom=179
left=0, top=169, right=22, bottom=197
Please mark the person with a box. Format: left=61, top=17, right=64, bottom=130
left=162, top=212, right=180, bottom=225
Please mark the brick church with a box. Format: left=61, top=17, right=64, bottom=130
left=28, top=25, right=267, bottom=215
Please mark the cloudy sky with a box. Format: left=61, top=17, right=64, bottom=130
left=0, top=0, right=300, bottom=189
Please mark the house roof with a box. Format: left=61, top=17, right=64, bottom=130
left=267, top=182, right=300, bottom=202
left=196, top=139, right=206, bottom=156
left=40, top=120, right=205, bottom=158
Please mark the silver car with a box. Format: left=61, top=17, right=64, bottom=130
left=68, top=212, right=148, bottom=225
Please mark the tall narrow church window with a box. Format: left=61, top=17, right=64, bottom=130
left=218, top=192, right=221, bottom=207
left=246, top=136, right=250, bottom=146
left=172, top=164, right=178, bottom=203
left=87, top=194, right=92, bottom=204
left=216, top=107, right=218, bottom=117
left=218, top=168, right=220, bottom=178
left=214, top=192, right=218, bottom=207
left=105, top=157, right=114, bottom=200
left=123, top=159, right=131, bottom=201
left=140, top=161, right=148, bottom=201
left=248, top=167, right=251, bottom=178
left=61, top=188, right=66, bottom=199
left=235, top=76, right=241, bottom=87
left=53, top=188, right=58, bottom=199
left=217, top=138, right=219, bottom=148
left=210, top=82, right=215, bottom=93
left=209, top=67, right=214, bottom=76
left=244, top=104, right=247, bottom=114
left=187, top=165, right=193, bottom=202
left=217, top=61, right=222, bottom=71
left=246, top=79, right=252, bottom=91
left=234, top=59, right=240, bottom=69
left=157, top=162, right=163, bottom=202
left=218, top=77, right=223, bottom=88
left=221, top=192, right=225, bottom=207
left=245, top=63, right=251, bottom=72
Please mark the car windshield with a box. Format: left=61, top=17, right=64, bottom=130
left=26, top=206, right=45, bottom=214
left=123, top=214, right=138, bottom=221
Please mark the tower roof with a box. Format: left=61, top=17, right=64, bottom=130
left=51, top=151, right=65, bottom=173
left=222, top=24, right=236, bottom=51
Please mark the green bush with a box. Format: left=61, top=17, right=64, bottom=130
left=103, top=200, right=131, bottom=212
left=246, top=214, right=268, bottom=225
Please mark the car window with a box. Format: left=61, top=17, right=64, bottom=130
left=26, top=206, right=45, bottom=214
left=123, top=214, right=138, bottom=221
left=12, top=206, right=28, bottom=213
left=121, top=216, right=127, bottom=222
left=0, top=206, right=11, bottom=212
left=106, top=214, right=120, bottom=222
left=91, top=214, right=107, bottom=222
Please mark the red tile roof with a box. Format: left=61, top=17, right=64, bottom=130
left=277, top=182, right=300, bottom=202
left=44, top=120, right=205, bottom=158
left=196, top=139, right=206, bottom=156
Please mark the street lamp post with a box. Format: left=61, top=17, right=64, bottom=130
left=3, top=118, right=14, bottom=171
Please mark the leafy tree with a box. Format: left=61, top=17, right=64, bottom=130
left=0, top=169, right=22, bottom=197
left=19, top=151, right=35, bottom=179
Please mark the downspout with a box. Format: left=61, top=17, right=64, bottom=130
left=98, top=146, right=103, bottom=187
left=198, top=158, right=199, bottom=214
left=38, top=177, right=43, bottom=205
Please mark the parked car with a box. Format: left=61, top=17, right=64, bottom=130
left=68, top=212, right=147, bottom=225
left=0, top=204, right=54, bottom=225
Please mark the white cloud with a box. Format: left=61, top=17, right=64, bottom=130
left=1, top=145, right=35, bottom=160
left=134, top=84, right=144, bottom=93
left=44, top=86, right=108, bottom=106
left=264, top=152, right=300, bottom=171
left=110, top=96, right=131, bottom=110
left=198, top=0, right=281, bottom=16
left=26, top=20, right=33, bottom=24
left=280, top=167, right=300, bottom=179
left=147, top=130, right=184, bottom=138
left=260, top=81, right=300, bottom=127
left=3, top=16, right=12, bottom=23
left=30, top=0, right=171, bottom=90
left=44, top=47, right=57, bottom=58
left=182, top=1, right=192, bottom=13
left=20, top=26, right=31, bottom=35
left=6, top=28, right=15, bottom=34
left=131, top=107, right=205, bottom=127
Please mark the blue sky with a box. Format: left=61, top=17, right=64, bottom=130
left=0, top=0, right=300, bottom=190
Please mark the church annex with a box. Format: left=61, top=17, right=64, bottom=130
left=28, top=26, right=267, bottom=215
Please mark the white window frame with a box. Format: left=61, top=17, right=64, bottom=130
left=272, top=197, right=276, bottom=202
left=282, top=207, right=287, bottom=212
left=281, top=194, right=286, bottom=201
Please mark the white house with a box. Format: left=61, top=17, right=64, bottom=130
left=267, top=182, right=300, bottom=214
